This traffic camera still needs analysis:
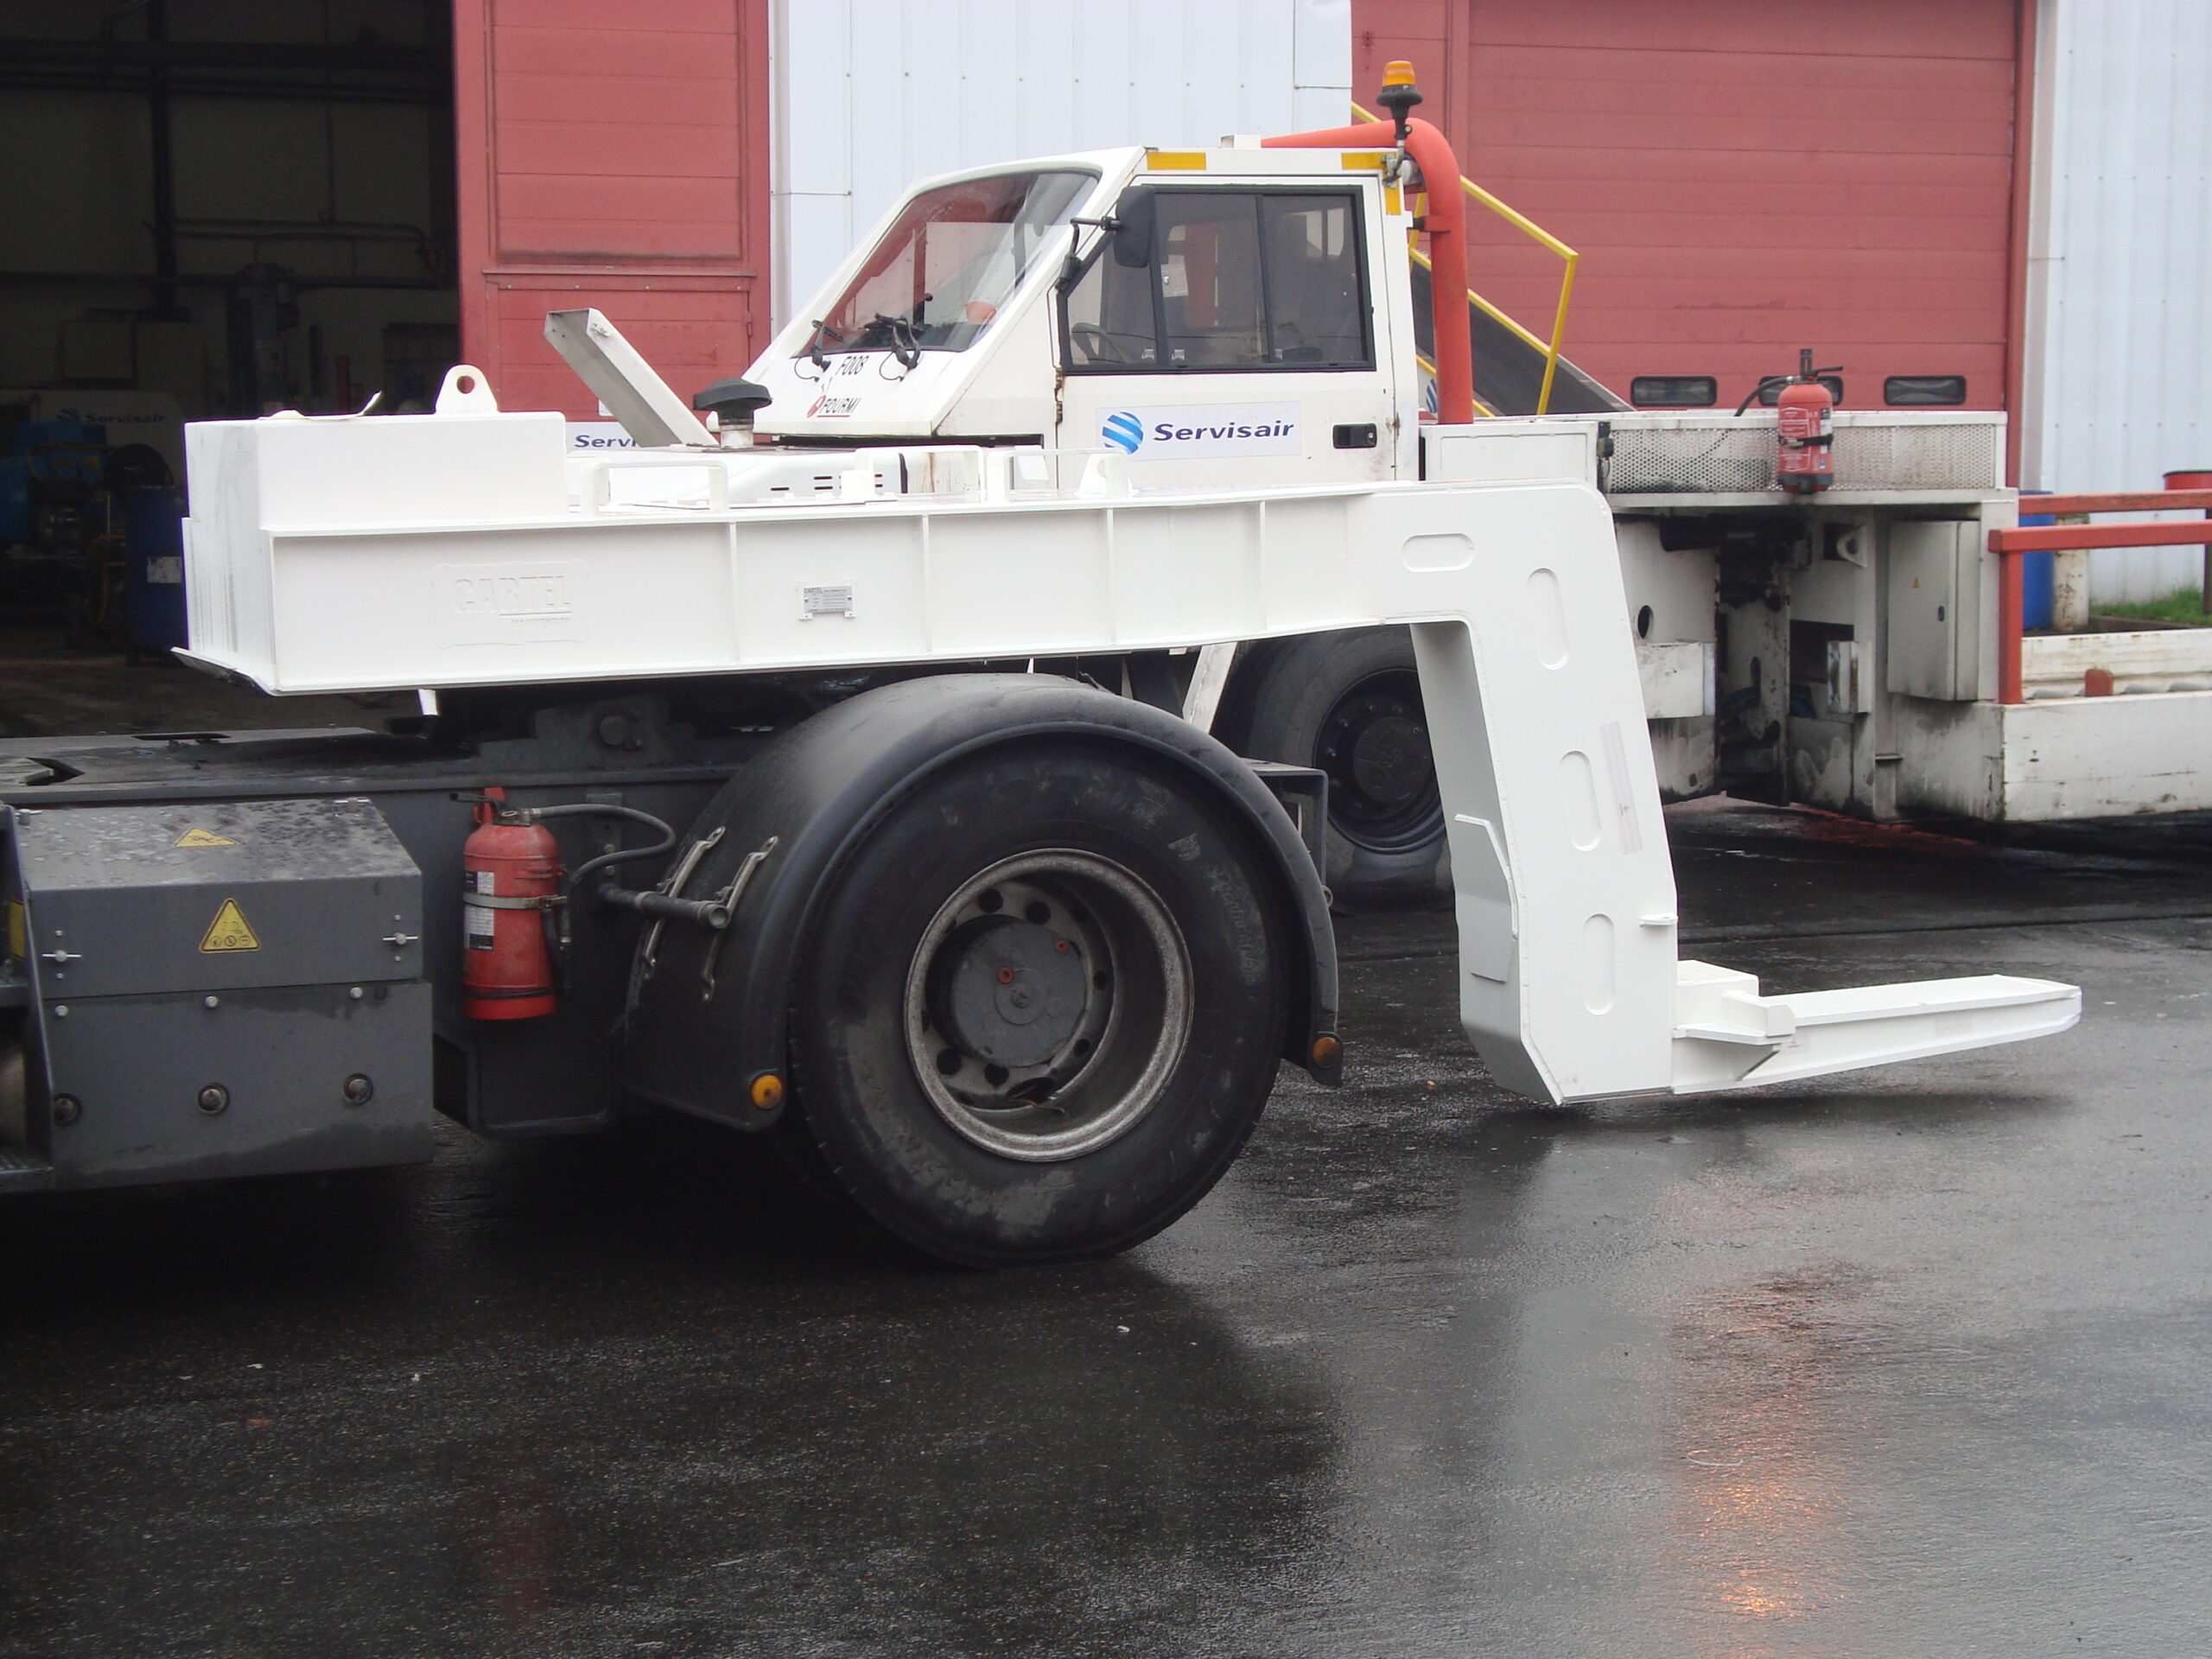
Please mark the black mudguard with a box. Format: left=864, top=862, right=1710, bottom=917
left=622, top=674, right=1340, bottom=1128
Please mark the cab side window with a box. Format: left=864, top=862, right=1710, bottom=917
left=1062, top=188, right=1370, bottom=373
left=1262, top=194, right=1366, bottom=367
left=1160, top=194, right=1267, bottom=368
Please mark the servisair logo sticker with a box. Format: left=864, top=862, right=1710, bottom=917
left=1098, top=403, right=1300, bottom=459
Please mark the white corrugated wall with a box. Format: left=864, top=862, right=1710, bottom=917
left=2024, top=0, right=2212, bottom=602
left=768, top=0, right=1351, bottom=330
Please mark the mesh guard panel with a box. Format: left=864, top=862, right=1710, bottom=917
left=1603, top=416, right=2003, bottom=495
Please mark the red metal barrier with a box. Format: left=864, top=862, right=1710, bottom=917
left=1992, top=519, right=2212, bottom=555
left=1998, top=535, right=2025, bottom=704
left=2025, top=487, right=2212, bottom=515
left=2170, top=470, right=2212, bottom=612
left=1986, top=488, right=2212, bottom=702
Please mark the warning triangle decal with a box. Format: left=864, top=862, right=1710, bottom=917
left=175, top=827, right=238, bottom=848
left=199, top=898, right=261, bottom=953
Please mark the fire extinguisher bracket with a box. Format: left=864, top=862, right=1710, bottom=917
left=461, top=787, right=566, bottom=1020
left=1742, top=348, right=1842, bottom=496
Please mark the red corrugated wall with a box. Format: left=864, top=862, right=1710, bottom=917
left=1352, top=0, right=2025, bottom=423
left=454, top=0, right=770, bottom=419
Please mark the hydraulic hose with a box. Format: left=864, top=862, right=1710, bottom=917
left=514, top=802, right=677, bottom=893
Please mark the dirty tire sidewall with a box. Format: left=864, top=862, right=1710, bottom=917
left=1234, top=627, right=1450, bottom=912
left=791, top=742, right=1289, bottom=1267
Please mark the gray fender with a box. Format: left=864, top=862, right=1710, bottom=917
left=621, top=673, right=1339, bottom=1128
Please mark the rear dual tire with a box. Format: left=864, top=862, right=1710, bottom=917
left=1217, top=627, right=1451, bottom=912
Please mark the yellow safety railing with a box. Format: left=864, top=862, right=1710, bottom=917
left=1352, top=102, right=1581, bottom=416
left=1411, top=352, right=1494, bottom=418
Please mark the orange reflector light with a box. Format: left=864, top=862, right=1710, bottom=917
left=750, top=1073, right=785, bottom=1110
left=1310, top=1034, right=1342, bottom=1069
left=1382, top=60, right=1417, bottom=88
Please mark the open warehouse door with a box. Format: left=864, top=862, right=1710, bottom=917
left=0, top=0, right=461, bottom=729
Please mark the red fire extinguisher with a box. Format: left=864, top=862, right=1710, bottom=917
left=1741, top=348, right=1841, bottom=494
left=461, top=787, right=563, bottom=1020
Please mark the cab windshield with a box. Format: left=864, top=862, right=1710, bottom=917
left=799, top=169, right=1095, bottom=359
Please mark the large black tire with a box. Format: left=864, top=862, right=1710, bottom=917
left=785, top=741, right=1291, bottom=1267
left=1217, top=627, right=1450, bottom=912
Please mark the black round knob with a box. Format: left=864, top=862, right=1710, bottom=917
left=691, top=377, right=773, bottom=425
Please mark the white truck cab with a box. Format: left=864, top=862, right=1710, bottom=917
left=749, top=145, right=1421, bottom=493
left=747, top=129, right=2212, bottom=864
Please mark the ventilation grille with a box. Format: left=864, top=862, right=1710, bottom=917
left=1604, top=417, right=2003, bottom=495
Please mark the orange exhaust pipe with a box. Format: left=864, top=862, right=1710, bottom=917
left=1263, top=88, right=1473, bottom=425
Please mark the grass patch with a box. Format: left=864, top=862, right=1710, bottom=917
left=2096, top=585, right=2212, bottom=625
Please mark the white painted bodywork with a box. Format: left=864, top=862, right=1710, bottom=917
left=1636, top=642, right=1714, bottom=721
left=177, top=322, right=2080, bottom=1106
left=2020, top=627, right=2212, bottom=697
left=1996, top=695, right=2212, bottom=819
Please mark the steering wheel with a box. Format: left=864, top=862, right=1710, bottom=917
left=1069, top=324, right=1129, bottom=365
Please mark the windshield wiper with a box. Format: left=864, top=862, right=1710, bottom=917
left=869, top=312, right=923, bottom=371
left=806, top=319, right=848, bottom=371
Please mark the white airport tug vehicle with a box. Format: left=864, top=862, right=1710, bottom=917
left=0, top=86, right=2078, bottom=1263
left=715, top=69, right=2212, bottom=909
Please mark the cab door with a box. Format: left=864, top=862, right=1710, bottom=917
left=1055, top=183, right=1400, bottom=490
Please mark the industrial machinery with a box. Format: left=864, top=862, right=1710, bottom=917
left=728, top=68, right=2212, bottom=907
left=0, top=397, right=186, bottom=652
left=0, top=86, right=2082, bottom=1264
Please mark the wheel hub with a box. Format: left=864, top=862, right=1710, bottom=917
left=1348, top=711, right=1429, bottom=807
left=902, top=851, right=1192, bottom=1162
left=1315, top=671, right=1444, bottom=851
left=931, top=917, right=1089, bottom=1066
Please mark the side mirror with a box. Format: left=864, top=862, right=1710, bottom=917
left=1111, top=190, right=1154, bottom=269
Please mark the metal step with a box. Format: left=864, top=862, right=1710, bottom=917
left=0, top=1143, right=54, bottom=1192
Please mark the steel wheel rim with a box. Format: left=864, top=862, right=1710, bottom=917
left=1314, top=668, right=1444, bottom=854
left=901, top=849, right=1192, bottom=1162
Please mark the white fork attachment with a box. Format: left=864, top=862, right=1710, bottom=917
left=1385, top=479, right=2082, bottom=1107
left=1669, top=961, right=2082, bottom=1094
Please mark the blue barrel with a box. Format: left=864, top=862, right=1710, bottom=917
left=2018, top=490, right=2055, bottom=631
left=0, top=455, right=29, bottom=546
left=123, top=486, right=188, bottom=653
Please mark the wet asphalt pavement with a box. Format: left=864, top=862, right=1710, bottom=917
left=3, top=800, right=2209, bottom=1656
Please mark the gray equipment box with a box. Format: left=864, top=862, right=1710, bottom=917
left=10, top=798, right=434, bottom=1190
